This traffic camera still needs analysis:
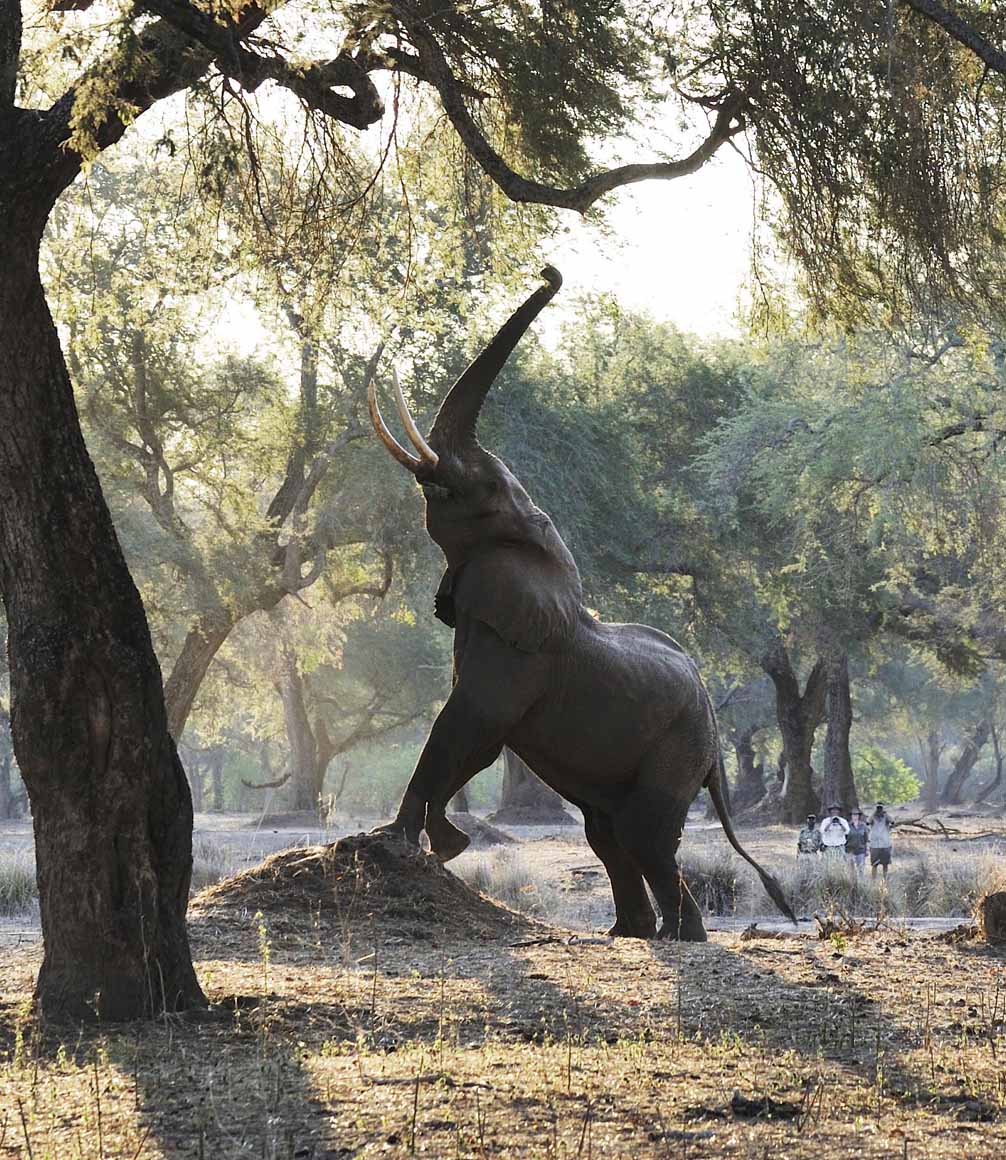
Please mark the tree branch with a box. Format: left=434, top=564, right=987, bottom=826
left=902, top=0, right=1006, bottom=76
left=399, top=7, right=747, bottom=213
left=43, top=4, right=271, bottom=198
left=0, top=0, right=20, bottom=108
left=241, top=768, right=291, bottom=791
left=136, top=0, right=383, bottom=128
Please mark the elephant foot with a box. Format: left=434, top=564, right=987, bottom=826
left=424, top=814, right=471, bottom=863
left=371, top=792, right=424, bottom=846
left=656, top=919, right=708, bottom=942
left=370, top=821, right=421, bottom=846
left=607, top=916, right=658, bottom=939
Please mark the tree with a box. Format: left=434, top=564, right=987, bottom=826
left=241, top=613, right=446, bottom=815
left=7, top=0, right=1006, bottom=1016
left=941, top=719, right=992, bottom=805
left=490, top=748, right=574, bottom=825
left=853, top=746, right=921, bottom=806
left=822, top=652, right=858, bottom=814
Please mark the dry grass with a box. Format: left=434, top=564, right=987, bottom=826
left=0, top=852, right=35, bottom=918
left=679, top=843, right=1006, bottom=921
left=4, top=837, right=1006, bottom=1157
left=454, top=847, right=562, bottom=919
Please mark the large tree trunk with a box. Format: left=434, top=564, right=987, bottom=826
left=164, top=614, right=235, bottom=740
left=210, top=747, right=225, bottom=811
left=489, top=748, right=574, bottom=824
left=761, top=643, right=827, bottom=824
left=919, top=730, right=944, bottom=812
left=941, top=719, right=991, bottom=805
left=278, top=646, right=326, bottom=813
left=187, top=749, right=204, bottom=813
left=0, top=233, right=203, bottom=1018
left=973, top=725, right=1003, bottom=804
left=0, top=705, right=18, bottom=819
left=821, top=653, right=858, bottom=814
left=731, top=725, right=767, bottom=812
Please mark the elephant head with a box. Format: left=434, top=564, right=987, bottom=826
left=369, top=267, right=583, bottom=652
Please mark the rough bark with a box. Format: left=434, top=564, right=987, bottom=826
left=188, top=750, right=204, bottom=812
left=821, top=653, right=858, bottom=814
left=919, top=729, right=944, bottom=812
left=0, top=717, right=17, bottom=819
left=760, top=643, right=827, bottom=824
left=0, top=701, right=21, bottom=819
left=489, top=748, right=574, bottom=824
left=940, top=719, right=991, bottom=805
left=278, top=647, right=329, bottom=814
left=210, top=747, right=225, bottom=811
left=973, top=724, right=1003, bottom=804
left=164, top=615, right=236, bottom=740
left=731, top=725, right=767, bottom=812
left=0, top=228, right=203, bottom=1018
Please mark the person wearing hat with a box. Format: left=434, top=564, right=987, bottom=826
left=845, top=808, right=868, bottom=874
left=819, top=803, right=850, bottom=857
left=868, top=803, right=894, bottom=878
left=797, top=813, right=822, bottom=858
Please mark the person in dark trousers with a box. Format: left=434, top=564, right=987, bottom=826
left=868, top=803, right=894, bottom=878
left=845, top=809, right=868, bottom=874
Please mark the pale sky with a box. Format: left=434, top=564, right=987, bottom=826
left=548, top=146, right=755, bottom=338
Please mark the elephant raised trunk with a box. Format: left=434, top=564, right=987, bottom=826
left=367, top=265, right=562, bottom=471
left=429, top=265, right=562, bottom=449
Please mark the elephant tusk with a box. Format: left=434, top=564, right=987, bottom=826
left=393, top=367, right=439, bottom=468
left=368, top=376, right=422, bottom=471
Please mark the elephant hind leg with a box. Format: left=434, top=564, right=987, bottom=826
left=611, top=791, right=707, bottom=942
left=581, top=806, right=656, bottom=939
left=425, top=812, right=471, bottom=862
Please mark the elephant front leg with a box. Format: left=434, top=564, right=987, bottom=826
left=375, top=623, right=541, bottom=859
left=373, top=691, right=509, bottom=860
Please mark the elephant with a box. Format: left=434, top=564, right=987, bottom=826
left=368, top=266, right=794, bottom=939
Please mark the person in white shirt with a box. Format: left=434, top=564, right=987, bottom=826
left=819, top=804, right=850, bottom=857
left=868, top=803, right=894, bottom=878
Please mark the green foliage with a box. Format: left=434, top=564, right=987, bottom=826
left=853, top=745, right=920, bottom=806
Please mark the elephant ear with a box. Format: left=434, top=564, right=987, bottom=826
left=451, top=540, right=583, bottom=653
left=433, top=570, right=456, bottom=628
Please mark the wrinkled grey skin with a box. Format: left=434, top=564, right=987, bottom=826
left=373, top=268, right=793, bottom=939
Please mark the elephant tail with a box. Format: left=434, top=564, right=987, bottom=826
left=705, top=756, right=797, bottom=925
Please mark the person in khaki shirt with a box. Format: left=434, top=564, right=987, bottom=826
left=797, top=814, right=822, bottom=857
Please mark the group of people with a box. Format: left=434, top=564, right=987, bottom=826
left=797, top=802, right=894, bottom=877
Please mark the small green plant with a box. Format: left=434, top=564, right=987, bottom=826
left=853, top=746, right=920, bottom=805
left=255, top=910, right=272, bottom=990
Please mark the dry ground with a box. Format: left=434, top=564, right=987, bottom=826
left=2, top=827, right=1006, bottom=1159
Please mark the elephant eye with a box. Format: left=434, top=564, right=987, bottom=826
left=422, top=483, right=453, bottom=502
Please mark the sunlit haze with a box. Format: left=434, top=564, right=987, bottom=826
left=550, top=147, right=754, bottom=338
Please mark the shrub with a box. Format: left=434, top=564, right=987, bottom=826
left=0, top=852, right=36, bottom=917
left=853, top=746, right=920, bottom=805
left=191, top=837, right=241, bottom=891
left=900, top=852, right=999, bottom=918
left=454, top=849, right=559, bottom=918
left=679, top=847, right=747, bottom=915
